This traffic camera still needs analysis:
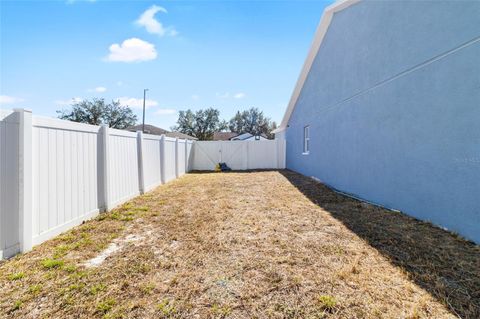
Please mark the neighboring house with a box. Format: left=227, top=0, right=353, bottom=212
left=127, top=124, right=198, bottom=140
left=274, top=0, right=480, bottom=242
left=213, top=132, right=239, bottom=141
left=213, top=132, right=269, bottom=141
left=230, top=133, right=268, bottom=141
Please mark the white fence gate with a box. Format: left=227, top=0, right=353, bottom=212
left=192, top=140, right=286, bottom=171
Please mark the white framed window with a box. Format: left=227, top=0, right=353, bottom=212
left=303, top=125, right=310, bottom=154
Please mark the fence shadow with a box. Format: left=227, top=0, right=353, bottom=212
left=279, top=170, right=480, bottom=318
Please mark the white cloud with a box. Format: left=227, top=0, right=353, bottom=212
left=0, top=95, right=25, bottom=104
left=216, top=92, right=230, bottom=99
left=216, top=92, right=247, bottom=99
left=234, top=92, right=246, bottom=99
left=155, top=108, right=177, bottom=116
left=55, top=97, right=83, bottom=106
left=105, top=38, right=157, bottom=63
left=116, top=97, right=158, bottom=109
left=192, top=94, right=200, bottom=100
left=136, top=5, right=178, bottom=37
left=88, top=86, right=107, bottom=93
left=116, top=81, right=124, bottom=87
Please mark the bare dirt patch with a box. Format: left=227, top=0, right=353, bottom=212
left=0, top=171, right=478, bottom=318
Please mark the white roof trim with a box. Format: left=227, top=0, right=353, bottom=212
left=276, top=0, right=361, bottom=132
left=271, top=126, right=285, bottom=134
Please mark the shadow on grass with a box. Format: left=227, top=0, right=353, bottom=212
left=279, top=169, right=480, bottom=319
left=189, top=169, right=279, bottom=174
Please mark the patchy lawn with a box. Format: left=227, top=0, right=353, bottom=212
left=0, top=171, right=478, bottom=319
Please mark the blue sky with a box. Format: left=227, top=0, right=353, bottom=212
left=0, top=0, right=331, bottom=129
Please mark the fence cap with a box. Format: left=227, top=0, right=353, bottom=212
left=13, top=108, right=32, bottom=113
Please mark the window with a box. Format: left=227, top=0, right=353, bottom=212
left=303, top=125, right=310, bottom=154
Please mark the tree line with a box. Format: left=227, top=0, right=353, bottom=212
left=57, top=98, right=137, bottom=129
left=58, top=98, right=277, bottom=140
left=172, top=107, right=277, bottom=140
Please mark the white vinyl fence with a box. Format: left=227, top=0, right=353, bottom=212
left=0, top=108, right=284, bottom=259
left=0, top=109, right=194, bottom=259
left=192, top=140, right=286, bottom=171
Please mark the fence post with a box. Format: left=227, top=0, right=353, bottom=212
left=175, top=138, right=179, bottom=178
left=15, top=108, right=33, bottom=253
left=100, top=125, right=110, bottom=211
left=160, top=134, right=166, bottom=184
left=185, top=139, right=189, bottom=172
left=274, top=138, right=279, bottom=169
left=245, top=141, right=250, bottom=170
left=137, top=131, right=145, bottom=194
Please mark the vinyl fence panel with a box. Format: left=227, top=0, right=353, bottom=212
left=247, top=141, right=278, bottom=169
left=142, top=134, right=162, bottom=192
left=186, top=140, right=194, bottom=171
left=177, top=139, right=186, bottom=176
left=276, top=138, right=286, bottom=169
left=31, top=116, right=101, bottom=246
left=192, top=141, right=222, bottom=171
left=107, top=128, right=140, bottom=208
left=163, top=137, right=177, bottom=183
left=0, top=110, right=20, bottom=259
left=220, top=141, right=248, bottom=170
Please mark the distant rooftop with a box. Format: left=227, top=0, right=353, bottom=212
left=213, top=132, right=239, bottom=141
left=127, top=124, right=198, bottom=140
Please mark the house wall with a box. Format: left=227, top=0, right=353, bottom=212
left=286, top=1, right=480, bottom=242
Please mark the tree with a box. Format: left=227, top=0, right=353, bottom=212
left=172, top=108, right=227, bottom=140
left=228, top=107, right=277, bottom=138
left=57, top=98, right=137, bottom=129
left=103, top=100, right=138, bottom=129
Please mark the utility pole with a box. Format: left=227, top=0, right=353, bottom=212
left=142, top=88, right=149, bottom=133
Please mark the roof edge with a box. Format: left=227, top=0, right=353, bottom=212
left=276, top=0, right=361, bottom=131
left=271, top=127, right=286, bottom=134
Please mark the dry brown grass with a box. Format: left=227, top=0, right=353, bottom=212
left=0, top=170, right=478, bottom=319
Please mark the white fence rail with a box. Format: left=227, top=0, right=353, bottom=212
left=0, top=109, right=194, bottom=259
left=192, top=140, right=286, bottom=171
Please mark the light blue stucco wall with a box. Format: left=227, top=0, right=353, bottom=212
left=286, top=1, right=480, bottom=242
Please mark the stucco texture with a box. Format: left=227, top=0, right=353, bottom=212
left=285, top=1, right=480, bottom=242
